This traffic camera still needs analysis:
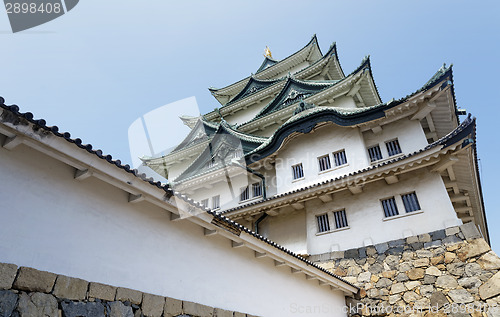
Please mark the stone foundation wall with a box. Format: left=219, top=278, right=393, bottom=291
left=0, top=264, right=255, bottom=317
left=311, top=223, right=500, bottom=317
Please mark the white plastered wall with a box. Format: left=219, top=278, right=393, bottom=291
left=260, top=207, right=308, bottom=254
left=362, top=117, right=428, bottom=160
left=274, top=123, right=370, bottom=195
left=224, top=96, right=274, bottom=127
left=304, top=170, right=461, bottom=254
left=181, top=172, right=262, bottom=211
left=0, top=141, right=349, bottom=317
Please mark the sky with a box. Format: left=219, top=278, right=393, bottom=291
left=1, top=1, right=499, bottom=251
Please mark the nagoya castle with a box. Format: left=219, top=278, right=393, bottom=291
left=1, top=35, right=499, bottom=317
left=143, top=35, right=488, bottom=255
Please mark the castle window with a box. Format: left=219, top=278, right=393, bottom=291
left=318, top=155, right=331, bottom=172
left=207, top=160, right=215, bottom=168
left=368, top=145, right=383, bottom=162
left=402, top=192, right=421, bottom=213
left=240, top=186, right=250, bottom=201
left=381, top=197, right=399, bottom=217
left=316, top=214, right=330, bottom=233
left=386, top=139, right=402, bottom=156
left=252, top=182, right=263, bottom=197
left=212, top=195, right=220, bottom=209
left=333, top=209, right=348, bottom=229
left=230, top=148, right=244, bottom=159
left=292, top=163, right=304, bottom=180
left=333, top=150, right=347, bottom=166
left=201, top=199, right=209, bottom=208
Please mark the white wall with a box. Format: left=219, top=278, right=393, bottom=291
left=261, top=207, right=308, bottom=254
left=304, top=171, right=461, bottom=254
left=0, top=142, right=348, bottom=317
left=224, top=96, right=274, bottom=127
left=328, top=96, right=357, bottom=109
left=362, top=117, right=428, bottom=160
left=184, top=172, right=263, bottom=211
left=275, top=123, right=370, bottom=195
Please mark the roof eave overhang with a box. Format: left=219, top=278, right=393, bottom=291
left=143, top=139, right=211, bottom=166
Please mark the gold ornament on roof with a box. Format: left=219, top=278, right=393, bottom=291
left=264, top=46, right=272, bottom=58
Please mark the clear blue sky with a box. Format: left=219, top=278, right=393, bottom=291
left=1, top=1, right=498, bottom=251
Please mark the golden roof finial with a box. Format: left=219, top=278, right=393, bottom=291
left=264, top=46, right=272, bottom=59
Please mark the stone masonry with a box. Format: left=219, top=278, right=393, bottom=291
left=311, top=223, right=500, bottom=317
left=0, top=264, right=256, bottom=317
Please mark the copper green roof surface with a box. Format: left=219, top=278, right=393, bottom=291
left=208, top=35, right=320, bottom=94
left=225, top=76, right=285, bottom=106
left=172, top=120, right=267, bottom=183
left=256, top=56, right=279, bottom=73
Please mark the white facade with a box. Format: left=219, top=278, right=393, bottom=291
left=304, top=171, right=460, bottom=253
left=0, top=124, right=354, bottom=317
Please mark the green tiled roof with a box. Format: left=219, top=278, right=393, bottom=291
left=256, top=56, right=279, bottom=73
left=225, top=76, right=285, bottom=106
left=245, top=63, right=455, bottom=163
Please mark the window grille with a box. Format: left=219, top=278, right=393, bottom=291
left=212, top=195, right=220, bottom=209
left=201, top=199, right=209, bottom=208
left=207, top=160, right=215, bottom=168
left=386, top=139, right=402, bottom=156
left=240, top=186, right=250, bottom=201
left=381, top=197, right=399, bottom=217
left=402, top=192, right=421, bottom=213
left=333, top=210, right=348, bottom=229
left=292, top=163, right=304, bottom=180
left=230, top=148, right=244, bottom=159
left=318, top=155, right=331, bottom=172
left=316, top=214, right=330, bottom=233
left=333, top=150, right=347, bottom=166
left=368, top=145, right=383, bottom=162
left=252, top=182, right=263, bottom=197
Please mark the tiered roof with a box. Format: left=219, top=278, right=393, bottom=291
left=171, top=120, right=267, bottom=183
left=235, top=56, right=381, bottom=132
left=208, top=35, right=324, bottom=105
left=245, top=63, right=456, bottom=164
left=171, top=118, right=218, bottom=153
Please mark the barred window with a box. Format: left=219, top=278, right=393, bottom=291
left=318, top=155, right=331, bottom=172
left=386, top=139, right=402, bottom=156
left=212, top=195, right=220, bottom=209
left=207, top=159, right=215, bottom=168
left=230, top=148, right=244, bottom=159
left=316, top=214, right=330, bottom=233
left=201, top=199, right=209, bottom=208
left=333, top=150, right=347, bottom=166
left=292, top=163, right=304, bottom=180
left=381, top=197, right=399, bottom=217
left=240, top=186, right=250, bottom=201
left=368, top=145, right=383, bottom=162
left=402, top=192, right=421, bottom=213
left=252, top=182, right=263, bottom=197
left=333, top=210, right=348, bottom=229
